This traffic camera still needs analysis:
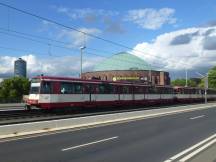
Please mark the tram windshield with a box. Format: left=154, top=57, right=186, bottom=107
left=30, top=78, right=40, bottom=94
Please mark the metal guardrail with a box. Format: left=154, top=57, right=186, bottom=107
left=0, top=103, right=25, bottom=108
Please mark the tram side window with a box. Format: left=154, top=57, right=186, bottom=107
left=99, top=84, right=105, bottom=94
left=154, top=87, right=160, bottom=94
left=60, top=82, right=74, bottom=94
left=134, top=86, right=143, bottom=94
left=104, top=84, right=114, bottom=94
left=111, top=85, right=118, bottom=94
left=41, top=81, right=52, bottom=94
left=122, top=86, right=130, bottom=94
left=143, top=86, right=149, bottom=93
left=74, top=83, right=83, bottom=94
left=169, top=88, right=174, bottom=94
left=162, top=88, right=170, bottom=94
left=83, top=84, right=91, bottom=93
left=174, top=89, right=179, bottom=94
left=149, top=87, right=156, bottom=94
left=184, top=89, right=189, bottom=94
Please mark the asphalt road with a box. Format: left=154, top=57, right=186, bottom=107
left=0, top=106, right=215, bottom=162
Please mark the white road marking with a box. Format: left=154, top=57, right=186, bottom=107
left=179, top=138, right=216, bottom=162
left=61, top=136, right=118, bottom=151
left=164, top=133, right=216, bottom=162
left=190, top=115, right=205, bottom=120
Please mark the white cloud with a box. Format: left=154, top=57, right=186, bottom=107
left=0, top=56, right=17, bottom=74
left=54, top=7, right=119, bottom=21
left=58, top=27, right=101, bottom=47
left=0, top=54, right=103, bottom=77
left=56, top=6, right=69, bottom=13
left=125, top=8, right=176, bottom=30
left=132, top=26, right=216, bottom=72
left=52, top=6, right=124, bottom=34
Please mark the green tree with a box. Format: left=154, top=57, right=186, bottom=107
left=171, top=79, right=185, bottom=86
left=198, top=79, right=205, bottom=88
left=198, top=66, right=216, bottom=89
left=208, top=66, right=216, bottom=89
left=0, top=77, right=30, bottom=103
left=171, top=79, right=197, bottom=87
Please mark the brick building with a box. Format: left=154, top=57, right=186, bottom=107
left=82, top=52, right=170, bottom=86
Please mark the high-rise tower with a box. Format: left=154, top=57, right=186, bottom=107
left=14, top=58, right=27, bottom=77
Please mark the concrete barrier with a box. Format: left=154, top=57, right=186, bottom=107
left=0, top=103, right=25, bottom=108
left=0, top=103, right=216, bottom=139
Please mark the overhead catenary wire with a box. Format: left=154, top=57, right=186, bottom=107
left=0, top=45, right=160, bottom=72
left=0, top=27, right=193, bottom=66
left=0, top=26, right=165, bottom=63
left=0, top=28, right=207, bottom=73
left=0, top=27, right=72, bottom=46
left=0, top=45, right=79, bottom=58
left=0, top=40, right=164, bottom=71
left=0, top=2, right=213, bottom=79
left=0, top=30, right=165, bottom=70
left=0, top=2, right=192, bottom=67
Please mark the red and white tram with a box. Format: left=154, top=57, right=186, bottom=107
left=26, top=76, right=216, bottom=110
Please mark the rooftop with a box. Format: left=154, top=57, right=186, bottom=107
left=93, top=52, right=152, bottom=71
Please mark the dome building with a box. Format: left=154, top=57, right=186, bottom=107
left=82, top=52, right=170, bottom=85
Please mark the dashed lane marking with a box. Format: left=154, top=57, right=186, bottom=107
left=61, top=136, right=119, bottom=151
left=190, top=115, right=205, bottom=120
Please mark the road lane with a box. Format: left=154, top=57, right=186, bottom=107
left=0, top=106, right=215, bottom=162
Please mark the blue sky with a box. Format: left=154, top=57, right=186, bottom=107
left=0, top=0, right=216, bottom=78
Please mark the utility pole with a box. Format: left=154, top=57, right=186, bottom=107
left=196, top=72, right=208, bottom=104
left=185, top=69, right=188, bottom=87
left=80, top=46, right=86, bottom=78
left=149, top=64, right=152, bottom=84
left=204, top=73, right=208, bottom=104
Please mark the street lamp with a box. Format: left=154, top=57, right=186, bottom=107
left=196, top=72, right=208, bottom=104
left=80, top=46, right=86, bottom=78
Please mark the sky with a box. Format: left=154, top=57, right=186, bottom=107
left=0, top=0, right=216, bottom=79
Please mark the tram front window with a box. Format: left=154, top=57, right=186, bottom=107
left=30, top=79, right=40, bottom=94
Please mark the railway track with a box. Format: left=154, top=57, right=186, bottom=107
left=0, top=105, right=161, bottom=125
left=0, top=109, right=54, bottom=123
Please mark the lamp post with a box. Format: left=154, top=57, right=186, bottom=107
left=80, top=46, right=86, bottom=78
left=185, top=69, right=188, bottom=87
left=196, top=72, right=208, bottom=104
left=148, top=64, right=152, bottom=84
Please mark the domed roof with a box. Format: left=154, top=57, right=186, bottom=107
left=93, top=52, right=151, bottom=71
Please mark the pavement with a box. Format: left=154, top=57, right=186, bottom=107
left=0, top=105, right=215, bottom=162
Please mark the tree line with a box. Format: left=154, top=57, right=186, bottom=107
left=171, top=66, right=216, bottom=89
left=0, top=77, right=30, bottom=103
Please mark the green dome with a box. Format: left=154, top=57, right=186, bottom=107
left=94, top=52, right=151, bottom=71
